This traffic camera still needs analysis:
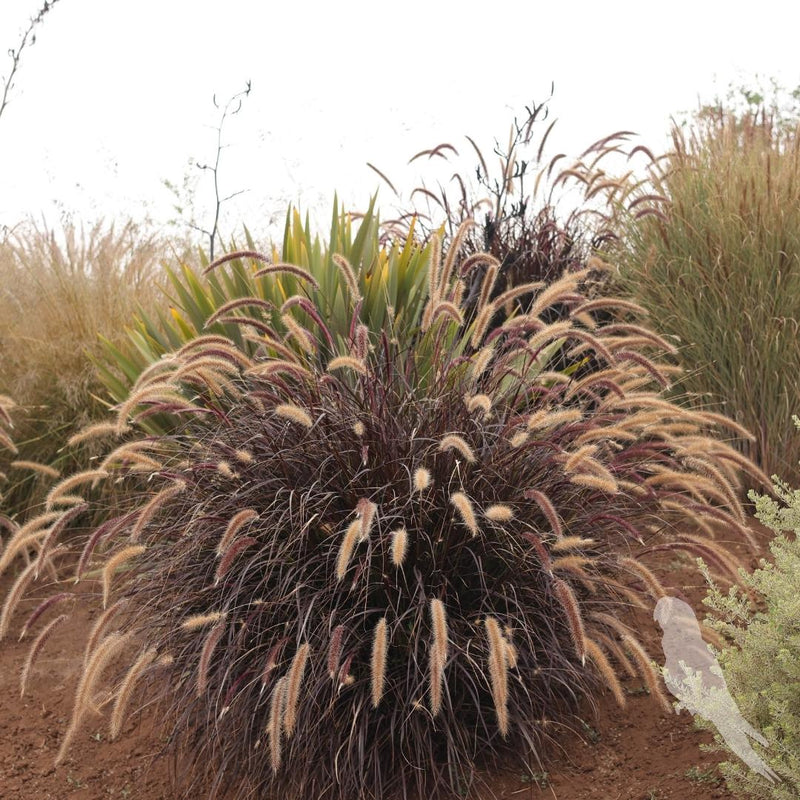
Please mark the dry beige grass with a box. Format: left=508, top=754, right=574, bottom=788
left=0, top=218, right=175, bottom=511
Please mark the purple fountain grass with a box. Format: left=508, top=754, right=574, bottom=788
left=0, top=222, right=767, bottom=800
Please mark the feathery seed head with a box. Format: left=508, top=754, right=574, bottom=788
left=327, top=355, right=368, bottom=376
left=10, top=460, right=60, bottom=479
left=553, top=579, right=586, bottom=665
left=335, top=520, right=362, bottom=581
left=551, top=536, right=596, bottom=552
left=269, top=676, right=288, bottom=773
left=234, top=449, right=254, bottom=464
left=102, top=545, right=146, bottom=609
left=470, top=345, right=494, bottom=379
left=390, top=527, right=408, bottom=567
left=216, top=508, right=259, bottom=557
left=284, top=643, right=310, bottom=738
left=371, top=617, right=388, bottom=708
left=413, top=467, right=431, bottom=493
left=331, top=254, right=362, bottom=303
left=355, top=498, right=378, bottom=541
left=429, top=598, right=448, bottom=677
left=111, top=647, right=158, bottom=739
left=438, top=433, right=476, bottom=463
left=450, top=491, right=479, bottom=536
left=217, top=460, right=235, bottom=478
left=464, top=393, right=492, bottom=418
left=484, top=504, right=515, bottom=522
left=274, top=403, right=314, bottom=429
left=327, top=625, right=345, bottom=679
left=181, top=611, right=226, bottom=631
left=484, top=616, right=509, bottom=736
left=509, top=431, right=529, bottom=448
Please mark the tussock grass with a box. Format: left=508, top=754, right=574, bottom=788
left=2, top=226, right=766, bottom=800
left=0, top=217, right=174, bottom=513
left=612, top=111, right=800, bottom=476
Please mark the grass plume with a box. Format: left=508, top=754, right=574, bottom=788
left=283, top=643, right=310, bottom=738
left=371, top=617, right=388, bottom=708
left=110, top=647, right=157, bottom=739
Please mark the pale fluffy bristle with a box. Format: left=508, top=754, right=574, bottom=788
left=584, top=638, right=625, bottom=707
left=335, top=520, right=362, bottom=581
left=391, top=528, right=408, bottom=567
left=484, top=616, right=509, bottom=736
left=283, top=643, right=310, bottom=738
left=450, top=492, right=479, bottom=536
left=274, top=403, right=314, bottom=429
left=102, top=545, right=146, bottom=609
left=438, top=433, right=476, bottom=464
left=484, top=504, right=514, bottom=522
left=470, top=345, right=494, bottom=379
left=413, top=467, right=431, bottom=493
left=464, top=393, right=492, bottom=418
left=181, top=611, right=225, bottom=631
left=509, top=431, right=529, bottom=448
left=327, top=355, right=368, bottom=375
left=371, top=617, right=388, bottom=708
left=269, top=676, right=288, bottom=773
left=111, top=647, right=158, bottom=739
left=429, top=598, right=448, bottom=714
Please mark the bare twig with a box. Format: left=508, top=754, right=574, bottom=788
left=192, top=80, right=252, bottom=261
left=0, top=1, right=63, bottom=123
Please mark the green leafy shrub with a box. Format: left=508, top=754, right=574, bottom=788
left=0, top=218, right=171, bottom=513
left=2, top=229, right=765, bottom=800
left=703, top=415, right=800, bottom=797
left=611, top=110, right=800, bottom=476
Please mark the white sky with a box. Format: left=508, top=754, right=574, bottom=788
left=1, top=0, right=799, bottom=243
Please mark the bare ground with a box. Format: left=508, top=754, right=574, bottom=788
left=1, top=533, right=767, bottom=800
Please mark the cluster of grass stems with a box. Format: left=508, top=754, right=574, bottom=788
left=611, top=110, right=800, bottom=477
left=0, top=218, right=176, bottom=514
left=380, top=98, right=634, bottom=327
left=0, top=223, right=767, bottom=800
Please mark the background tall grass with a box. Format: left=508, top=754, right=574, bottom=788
left=612, top=110, right=800, bottom=477
left=0, top=218, right=173, bottom=512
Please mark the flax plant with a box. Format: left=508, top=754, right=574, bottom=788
left=97, top=196, right=431, bottom=419
left=2, top=230, right=765, bottom=800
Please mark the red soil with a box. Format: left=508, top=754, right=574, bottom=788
left=1, top=535, right=767, bottom=800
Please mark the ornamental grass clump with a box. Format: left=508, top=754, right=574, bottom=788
left=611, top=109, right=800, bottom=477
left=0, top=218, right=170, bottom=515
left=387, top=98, right=634, bottom=334
left=2, top=228, right=766, bottom=800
